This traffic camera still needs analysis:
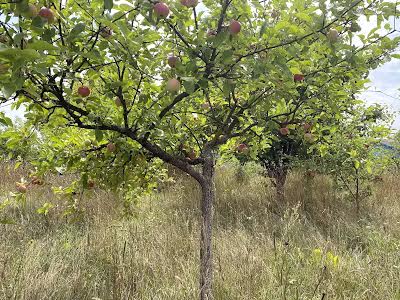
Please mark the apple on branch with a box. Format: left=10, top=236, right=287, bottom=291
left=229, top=20, right=241, bottom=35
left=293, top=74, right=305, bottom=82
left=237, top=143, right=249, bottom=154
left=279, top=127, right=290, bottom=136
left=327, top=28, right=339, bottom=42
left=166, top=78, right=181, bottom=93
left=154, top=2, right=170, bottom=18
left=167, top=55, right=180, bottom=68
left=78, top=86, right=91, bottom=97
left=38, top=7, right=56, bottom=23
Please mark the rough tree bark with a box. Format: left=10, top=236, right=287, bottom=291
left=199, top=148, right=216, bottom=300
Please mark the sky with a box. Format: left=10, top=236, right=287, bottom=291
left=1, top=2, right=400, bottom=129
left=360, top=60, right=400, bottom=128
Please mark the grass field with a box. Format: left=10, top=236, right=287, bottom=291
left=1, top=163, right=400, bottom=300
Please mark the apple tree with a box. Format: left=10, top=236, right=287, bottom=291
left=1, top=0, right=399, bottom=298
left=314, top=104, right=392, bottom=214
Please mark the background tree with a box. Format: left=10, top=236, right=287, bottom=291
left=1, top=0, right=399, bottom=298
left=313, top=104, right=392, bottom=214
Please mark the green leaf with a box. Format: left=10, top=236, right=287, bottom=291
left=68, top=23, right=86, bottom=41
left=182, top=77, right=196, bottom=94
left=27, top=41, right=58, bottom=51
left=104, top=0, right=113, bottom=10
left=95, top=130, right=103, bottom=142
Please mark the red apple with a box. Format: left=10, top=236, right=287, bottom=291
left=293, top=74, right=305, bottom=82
left=107, top=142, right=116, bottom=152
left=154, top=2, right=170, bottom=18
left=115, top=97, right=122, bottom=107
left=16, top=183, right=27, bottom=193
left=327, top=28, right=339, bottom=42
left=166, top=78, right=180, bottom=92
left=100, top=26, right=113, bottom=39
left=237, top=143, right=249, bottom=154
left=78, top=86, right=90, bottom=97
left=279, top=127, right=289, bottom=136
left=167, top=55, right=179, bottom=68
left=38, top=7, right=55, bottom=23
left=229, top=20, right=241, bottom=35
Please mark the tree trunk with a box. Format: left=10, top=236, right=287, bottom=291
left=199, top=149, right=216, bottom=300
left=269, top=166, right=288, bottom=202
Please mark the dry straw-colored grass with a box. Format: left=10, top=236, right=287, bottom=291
left=0, top=162, right=400, bottom=300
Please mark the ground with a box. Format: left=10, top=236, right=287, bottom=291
left=0, top=163, right=399, bottom=300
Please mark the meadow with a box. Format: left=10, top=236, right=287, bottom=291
left=1, top=162, right=399, bottom=300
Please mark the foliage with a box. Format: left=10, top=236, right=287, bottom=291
left=1, top=0, right=400, bottom=297
left=0, top=120, right=39, bottom=162
left=307, top=104, right=392, bottom=211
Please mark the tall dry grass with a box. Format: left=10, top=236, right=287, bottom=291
left=0, top=162, right=400, bottom=299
